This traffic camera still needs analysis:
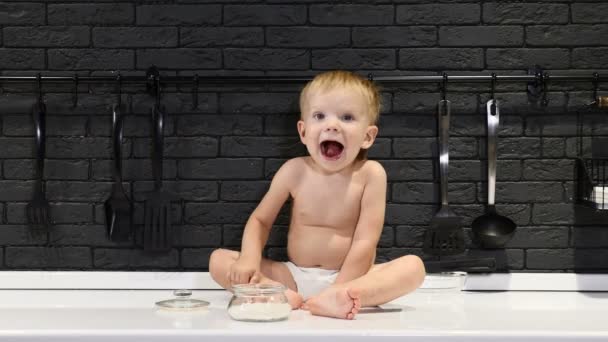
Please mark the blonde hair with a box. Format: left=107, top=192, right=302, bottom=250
left=299, top=70, right=381, bottom=124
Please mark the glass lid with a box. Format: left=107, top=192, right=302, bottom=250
left=155, top=289, right=210, bottom=310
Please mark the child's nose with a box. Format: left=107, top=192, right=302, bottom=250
left=324, top=118, right=340, bottom=132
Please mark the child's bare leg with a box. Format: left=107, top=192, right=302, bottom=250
left=305, top=255, right=425, bottom=318
left=208, top=248, right=303, bottom=309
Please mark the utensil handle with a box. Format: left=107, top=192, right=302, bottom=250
left=438, top=100, right=451, bottom=206
left=112, top=104, right=123, bottom=184
left=32, top=101, right=46, bottom=184
left=487, top=99, right=499, bottom=206
left=152, top=105, right=164, bottom=188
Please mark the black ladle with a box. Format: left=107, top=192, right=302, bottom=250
left=472, top=99, right=516, bottom=248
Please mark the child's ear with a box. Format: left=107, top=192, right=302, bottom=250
left=361, top=125, right=378, bottom=149
left=297, top=119, right=306, bottom=143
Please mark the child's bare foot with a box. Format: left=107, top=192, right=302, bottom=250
left=304, top=287, right=361, bottom=319
left=284, top=288, right=304, bottom=309
left=254, top=276, right=303, bottom=309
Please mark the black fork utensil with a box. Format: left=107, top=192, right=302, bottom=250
left=104, top=104, right=133, bottom=241
left=26, top=100, right=51, bottom=229
left=143, top=103, right=173, bottom=252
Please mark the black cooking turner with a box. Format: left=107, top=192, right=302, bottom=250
left=423, top=99, right=465, bottom=256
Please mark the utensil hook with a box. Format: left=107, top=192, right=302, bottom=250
left=115, top=73, right=122, bottom=108
left=541, top=71, right=549, bottom=106
left=36, top=73, right=43, bottom=105
left=593, top=72, right=600, bottom=104
left=440, top=72, right=448, bottom=102
left=490, top=72, right=497, bottom=102
left=438, top=73, right=449, bottom=117
left=154, top=75, right=162, bottom=109
left=489, top=73, right=498, bottom=117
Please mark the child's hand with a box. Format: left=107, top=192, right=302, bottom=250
left=228, top=258, right=261, bottom=285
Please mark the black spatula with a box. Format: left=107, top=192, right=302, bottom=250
left=423, top=99, right=465, bottom=256
left=104, top=104, right=132, bottom=241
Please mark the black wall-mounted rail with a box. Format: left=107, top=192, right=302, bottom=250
left=0, top=74, right=606, bottom=84
left=2, top=67, right=607, bottom=107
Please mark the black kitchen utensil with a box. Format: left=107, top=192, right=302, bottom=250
left=104, top=104, right=132, bottom=241
left=575, top=109, right=608, bottom=211
left=423, top=99, right=465, bottom=256
left=472, top=99, right=516, bottom=248
left=424, top=257, right=496, bottom=273
left=26, top=100, right=51, bottom=229
left=143, top=103, right=173, bottom=252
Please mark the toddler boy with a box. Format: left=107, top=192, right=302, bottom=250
left=210, top=70, right=426, bottom=319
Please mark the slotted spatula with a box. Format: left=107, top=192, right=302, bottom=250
left=143, top=104, right=173, bottom=252
left=423, top=99, right=465, bottom=256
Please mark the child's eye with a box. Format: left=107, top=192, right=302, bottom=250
left=342, top=114, right=354, bottom=122
left=313, top=113, right=325, bottom=120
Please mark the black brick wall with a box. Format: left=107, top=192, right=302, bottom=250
left=0, top=0, right=607, bottom=272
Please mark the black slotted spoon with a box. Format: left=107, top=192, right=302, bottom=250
left=143, top=103, right=173, bottom=252
left=423, top=99, right=465, bottom=256
left=104, top=104, right=132, bottom=242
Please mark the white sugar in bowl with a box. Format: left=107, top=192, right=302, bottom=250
left=227, top=284, right=291, bottom=322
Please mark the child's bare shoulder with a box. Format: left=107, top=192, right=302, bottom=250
left=277, top=157, right=310, bottom=176
left=360, top=160, right=386, bottom=179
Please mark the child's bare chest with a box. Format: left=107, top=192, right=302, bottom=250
left=292, top=175, right=365, bottom=228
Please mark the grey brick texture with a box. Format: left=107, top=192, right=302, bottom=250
left=0, top=1, right=606, bottom=272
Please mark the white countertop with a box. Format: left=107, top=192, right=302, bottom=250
left=0, top=288, right=606, bottom=341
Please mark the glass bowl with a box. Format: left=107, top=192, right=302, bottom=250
left=420, top=272, right=466, bottom=291
left=227, top=283, right=291, bottom=322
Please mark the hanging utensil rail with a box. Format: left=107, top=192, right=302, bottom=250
left=5, top=66, right=608, bottom=109
left=0, top=73, right=607, bottom=84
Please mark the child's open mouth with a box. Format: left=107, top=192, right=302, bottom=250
left=320, top=140, right=344, bottom=160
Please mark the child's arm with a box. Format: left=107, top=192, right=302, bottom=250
left=229, top=159, right=296, bottom=285
left=334, top=161, right=387, bottom=284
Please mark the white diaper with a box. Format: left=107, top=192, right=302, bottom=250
left=283, top=261, right=339, bottom=300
